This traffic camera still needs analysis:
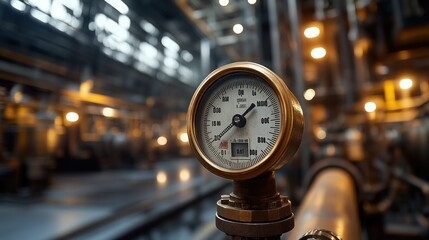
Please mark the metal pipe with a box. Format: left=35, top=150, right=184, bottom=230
left=288, top=168, right=361, bottom=240
left=200, top=38, right=211, bottom=77
left=267, top=0, right=281, bottom=75
left=287, top=0, right=311, bottom=182
left=334, top=0, right=356, bottom=107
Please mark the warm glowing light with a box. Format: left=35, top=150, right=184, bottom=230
left=102, top=107, right=116, bottom=117
left=248, top=0, right=257, bottom=4
left=47, top=128, right=57, bottom=152
left=364, top=102, right=377, bottom=113
left=219, top=0, right=229, bottom=6
left=13, top=91, right=23, bottom=103
left=304, top=88, right=316, bottom=101
left=65, top=112, right=79, bottom=122
left=157, top=136, right=167, bottom=146
left=315, top=127, right=326, bottom=140
left=179, top=133, right=189, bottom=143
left=156, top=171, right=167, bottom=185
left=80, top=80, right=93, bottom=96
left=233, top=24, right=244, bottom=34
left=311, top=47, right=326, bottom=59
left=326, top=144, right=336, bottom=156
left=304, top=26, right=320, bottom=38
left=179, top=168, right=191, bottom=182
left=399, top=78, right=413, bottom=90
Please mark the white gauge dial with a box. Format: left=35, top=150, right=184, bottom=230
left=188, top=62, right=303, bottom=180
left=196, top=73, right=281, bottom=170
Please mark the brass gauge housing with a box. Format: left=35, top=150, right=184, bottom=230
left=188, top=62, right=303, bottom=180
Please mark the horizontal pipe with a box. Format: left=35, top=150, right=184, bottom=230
left=288, top=168, right=361, bottom=240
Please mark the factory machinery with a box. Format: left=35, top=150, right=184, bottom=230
left=0, top=0, right=428, bottom=240
left=185, top=0, right=429, bottom=238
left=0, top=0, right=199, bottom=193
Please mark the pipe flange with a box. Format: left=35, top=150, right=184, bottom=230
left=299, top=229, right=342, bottom=240
left=217, top=195, right=292, bottom=222
left=216, top=212, right=294, bottom=238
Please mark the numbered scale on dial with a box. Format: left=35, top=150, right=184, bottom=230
left=188, top=62, right=303, bottom=180
left=199, top=73, right=280, bottom=170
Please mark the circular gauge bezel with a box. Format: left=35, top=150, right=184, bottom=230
left=188, top=62, right=303, bottom=180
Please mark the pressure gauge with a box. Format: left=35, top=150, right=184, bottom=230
left=188, top=62, right=303, bottom=180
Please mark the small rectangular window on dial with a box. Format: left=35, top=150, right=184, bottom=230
left=231, top=142, right=249, bottom=158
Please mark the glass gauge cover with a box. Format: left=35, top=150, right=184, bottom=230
left=197, top=73, right=280, bottom=170
left=188, top=62, right=303, bottom=180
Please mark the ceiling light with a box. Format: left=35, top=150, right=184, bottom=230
left=104, top=0, right=128, bottom=14
left=179, top=133, right=189, bottom=143
left=399, top=78, right=413, bottom=90
left=181, top=50, right=193, bottom=62
left=11, top=0, right=26, bottom=11
left=118, top=15, right=130, bottom=29
left=65, top=112, right=79, bottom=122
left=161, top=36, right=180, bottom=52
left=141, top=20, right=159, bottom=35
left=102, top=107, right=116, bottom=117
left=219, top=0, right=229, bottom=6
left=157, top=136, right=167, bottom=146
left=304, top=26, right=320, bottom=38
left=364, top=102, right=376, bottom=113
left=30, top=9, right=50, bottom=23
left=304, top=88, right=316, bottom=101
left=311, top=47, right=326, bottom=59
left=233, top=24, right=243, bottom=34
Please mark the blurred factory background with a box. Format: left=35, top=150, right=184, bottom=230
left=0, top=0, right=428, bottom=239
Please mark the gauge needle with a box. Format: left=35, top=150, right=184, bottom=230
left=242, top=103, right=256, bottom=117
left=211, top=103, right=256, bottom=143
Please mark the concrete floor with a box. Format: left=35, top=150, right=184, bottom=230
left=0, top=158, right=228, bottom=240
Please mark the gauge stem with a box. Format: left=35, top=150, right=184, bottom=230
left=232, top=171, right=277, bottom=200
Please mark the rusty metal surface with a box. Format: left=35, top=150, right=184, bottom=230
left=288, top=168, right=361, bottom=240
